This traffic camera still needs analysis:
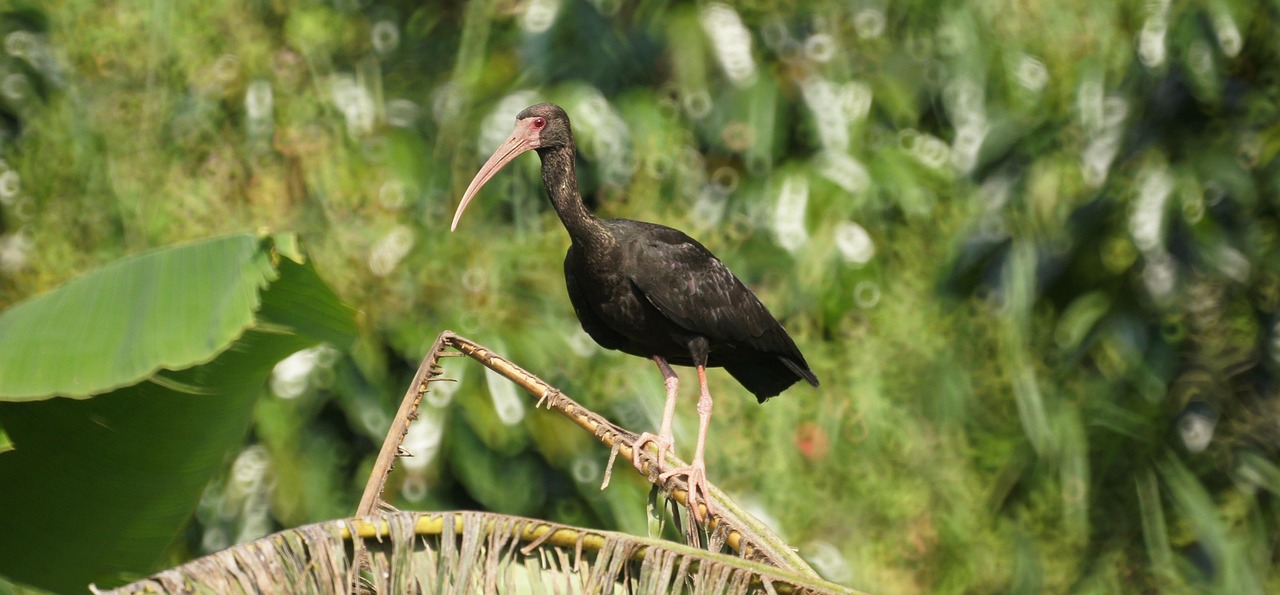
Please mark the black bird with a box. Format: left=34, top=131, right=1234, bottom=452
left=451, top=103, right=818, bottom=520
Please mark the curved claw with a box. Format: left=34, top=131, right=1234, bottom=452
left=660, top=463, right=713, bottom=523
left=632, top=431, right=672, bottom=471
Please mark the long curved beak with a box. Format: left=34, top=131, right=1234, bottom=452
left=450, top=121, right=541, bottom=231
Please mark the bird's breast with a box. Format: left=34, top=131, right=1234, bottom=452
left=571, top=259, right=688, bottom=355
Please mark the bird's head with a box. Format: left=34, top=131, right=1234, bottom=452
left=451, top=103, right=573, bottom=231
left=516, top=102, right=573, bottom=150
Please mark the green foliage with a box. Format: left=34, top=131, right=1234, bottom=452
left=1, top=0, right=1278, bottom=593
left=0, top=235, right=274, bottom=398
left=0, top=233, right=355, bottom=592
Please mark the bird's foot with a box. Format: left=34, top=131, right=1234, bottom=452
left=631, top=432, right=672, bottom=472
left=659, top=463, right=714, bottom=523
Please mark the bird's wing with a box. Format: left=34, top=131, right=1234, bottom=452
left=625, top=225, right=799, bottom=355
left=564, top=245, right=629, bottom=351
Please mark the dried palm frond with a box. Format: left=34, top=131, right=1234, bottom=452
left=358, top=331, right=822, bottom=574
left=103, top=331, right=855, bottom=594
left=101, top=510, right=858, bottom=594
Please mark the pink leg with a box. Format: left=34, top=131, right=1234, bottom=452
left=632, top=356, right=680, bottom=471
left=659, top=365, right=714, bottom=522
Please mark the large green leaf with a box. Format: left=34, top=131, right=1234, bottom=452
left=0, top=233, right=356, bottom=593
left=0, top=234, right=274, bottom=400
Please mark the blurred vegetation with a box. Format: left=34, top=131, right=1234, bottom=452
left=1, top=0, right=1279, bottom=592
left=0, top=233, right=356, bottom=593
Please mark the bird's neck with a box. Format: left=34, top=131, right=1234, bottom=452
left=539, top=145, right=612, bottom=248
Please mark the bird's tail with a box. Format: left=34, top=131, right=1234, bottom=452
left=725, top=356, right=819, bottom=403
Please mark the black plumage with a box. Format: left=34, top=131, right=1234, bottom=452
left=451, top=103, right=818, bottom=520
left=564, top=219, right=816, bottom=402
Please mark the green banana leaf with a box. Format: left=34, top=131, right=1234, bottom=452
left=0, top=233, right=356, bottom=593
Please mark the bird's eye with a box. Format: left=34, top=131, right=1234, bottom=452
left=532, top=117, right=546, bottom=129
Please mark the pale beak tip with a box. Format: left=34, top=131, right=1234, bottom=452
left=450, top=123, right=533, bottom=234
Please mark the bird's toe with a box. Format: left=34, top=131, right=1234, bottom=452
left=659, top=463, right=714, bottom=523
left=632, top=431, right=672, bottom=472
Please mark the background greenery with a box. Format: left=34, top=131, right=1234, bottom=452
left=2, top=0, right=1278, bottom=592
